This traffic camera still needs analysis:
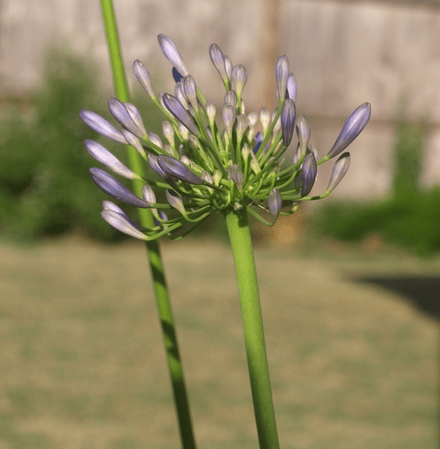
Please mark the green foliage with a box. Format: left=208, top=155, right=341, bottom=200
left=0, top=47, right=162, bottom=241
left=313, top=106, right=439, bottom=257
left=392, top=100, right=427, bottom=197
left=314, top=190, right=440, bottom=256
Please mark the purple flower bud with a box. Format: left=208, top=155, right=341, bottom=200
left=121, top=129, right=146, bottom=158
left=157, top=34, right=189, bottom=78
left=286, top=73, right=297, bottom=102
left=235, top=114, right=249, bottom=141
left=172, top=67, right=183, bottom=83
left=327, top=152, right=350, bottom=193
left=260, top=107, right=271, bottom=133
left=222, top=103, right=236, bottom=135
left=148, top=132, right=163, bottom=149
left=174, top=81, right=188, bottom=108
left=275, top=55, right=290, bottom=101
left=79, top=109, right=127, bottom=144
left=166, top=189, right=185, bottom=213
left=148, top=154, right=168, bottom=179
left=268, top=188, right=282, bottom=222
left=296, top=115, right=311, bottom=153
left=133, top=60, right=155, bottom=98
left=327, top=102, right=371, bottom=158
left=101, top=208, right=146, bottom=240
left=102, top=200, right=126, bottom=215
left=253, top=132, right=263, bottom=154
left=224, top=55, right=233, bottom=81
left=162, top=121, right=175, bottom=145
left=206, top=101, right=216, bottom=124
left=157, top=155, right=204, bottom=185
left=201, top=170, right=213, bottom=184
left=248, top=111, right=259, bottom=127
left=224, top=90, right=237, bottom=108
left=162, top=93, right=199, bottom=136
left=108, top=98, right=145, bottom=138
left=89, top=167, right=150, bottom=207
left=209, top=43, right=228, bottom=82
left=301, top=151, right=317, bottom=197
left=183, top=75, right=198, bottom=108
left=124, top=102, right=147, bottom=135
left=280, top=98, right=296, bottom=147
left=228, top=164, right=244, bottom=189
left=154, top=210, right=168, bottom=226
left=142, top=184, right=157, bottom=203
left=84, top=140, right=138, bottom=179
left=231, top=64, right=248, bottom=97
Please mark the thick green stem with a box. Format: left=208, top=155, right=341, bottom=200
left=224, top=208, right=280, bottom=449
left=99, top=2, right=196, bottom=448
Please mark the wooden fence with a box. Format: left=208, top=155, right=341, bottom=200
left=1, top=0, right=440, bottom=196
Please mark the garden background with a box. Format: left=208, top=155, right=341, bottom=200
left=0, top=0, right=438, bottom=448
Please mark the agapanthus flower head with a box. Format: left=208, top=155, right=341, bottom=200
left=82, top=33, right=370, bottom=240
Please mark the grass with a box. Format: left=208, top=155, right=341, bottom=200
left=0, top=236, right=437, bottom=449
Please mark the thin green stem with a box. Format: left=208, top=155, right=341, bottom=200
left=99, top=2, right=196, bottom=448
left=224, top=208, right=280, bottom=449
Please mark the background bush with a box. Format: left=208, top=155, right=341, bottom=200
left=312, top=104, right=440, bottom=256
left=0, top=47, right=163, bottom=242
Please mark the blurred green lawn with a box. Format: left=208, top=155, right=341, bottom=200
left=0, top=237, right=437, bottom=449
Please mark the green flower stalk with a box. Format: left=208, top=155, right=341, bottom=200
left=96, top=3, right=196, bottom=449
left=81, top=31, right=371, bottom=449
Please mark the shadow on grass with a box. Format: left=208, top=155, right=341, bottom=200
left=352, top=275, right=440, bottom=322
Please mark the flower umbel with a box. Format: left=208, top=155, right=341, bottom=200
left=81, top=34, right=371, bottom=240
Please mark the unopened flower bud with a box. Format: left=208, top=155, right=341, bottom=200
left=101, top=207, right=146, bottom=240
left=89, top=168, right=150, bottom=207
left=148, top=154, right=168, bottom=179
left=235, top=114, right=249, bottom=141
left=301, top=151, right=317, bottom=197
left=108, top=98, right=145, bottom=138
left=228, top=164, right=244, bottom=189
left=79, top=109, right=127, bottom=144
left=280, top=98, right=296, bottom=147
left=268, top=188, right=282, bottom=222
left=222, top=103, right=236, bottom=135
left=232, top=64, right=248, bottom=97
left=148, top=132, right=163, bottom=149
left=142, top=184, right=156, bottom=204
left=123, top=102, right=147, bottom=136
left=166, top=189, right=185, bottom=213
left=286, top=73, right=297, bottom=102
left=157, top=33, right=189, bottom=78
left=121, top=129, right=146, bottom=158
left=162, top=121, right=175, bottom=146
left=132, top=60, right=155, bottom=99
left=224, top=55, right=233, bottom=82
left=183, top=75, right=198, bottom=109
left=326, top=152, right=350, bottom=193
left=157, top=155, right=205, bottom=185
left=296, top=115, right=311, bottom=153
left=260, top=107, right=271, bottom=134
left=224, top=90, right=237, bottom=108
left=206, top=101, right=216, bottom=125
left=247, top=111, right=259, bottom=127
left=84, top=140, right=139, bottom=180
left=327, top=103, right=371, bottom=158
left=163, top=93, right=199, bottom=136
left=201, top=170, right=213, bottom=184
left=275, top=55, right=290, bottom=101
left=209, top=43, right=228, bottom=83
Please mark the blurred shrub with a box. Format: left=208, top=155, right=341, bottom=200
left=392, top=99, right=427, bottom=198
left=0, top=47, right=163, bottom=242
left=313, top=190, right=440, bottom=256
left=312, top=106, right=440, bottom=257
